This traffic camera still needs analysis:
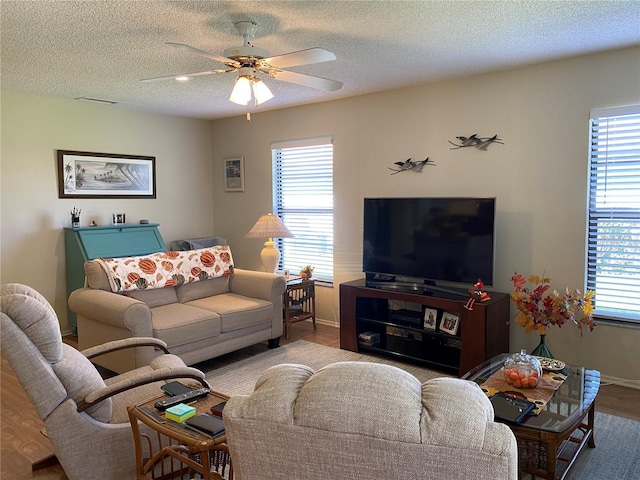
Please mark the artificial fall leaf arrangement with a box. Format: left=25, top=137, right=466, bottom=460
left=510, top=273, right=596, bottom=336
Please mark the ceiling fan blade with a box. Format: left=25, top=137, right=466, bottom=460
left=166, top=42, right=240, bottom=68
left=263, top=48, right=336, bottom=68
left=140, top=69, right=233, bottom=83
left=272, top=70, right=342, bottom=92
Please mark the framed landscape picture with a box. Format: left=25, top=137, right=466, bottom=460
left=224, top=156, right=245, bottom=192
left=423, top=307, right=438, bottom=330
left=440, top=311, right=460, bottom=335
left=57, top=150, right=155, bottom=199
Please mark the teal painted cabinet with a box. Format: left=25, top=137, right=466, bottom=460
left=64, top=224, right=166, bottom=332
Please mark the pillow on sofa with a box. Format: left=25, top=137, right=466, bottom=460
left=176, top=275, right=230, bottom=303
left=126, top=287, right=178, bottom=308
left=85, top=260, right=112, bottom=291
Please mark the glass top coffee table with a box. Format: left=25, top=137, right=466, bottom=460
left=462, top=353, right=600, bottom=480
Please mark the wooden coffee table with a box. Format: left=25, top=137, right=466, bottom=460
left=128, top=388, right=233, bottom=480
left=462, top=354, right=600, bottom=480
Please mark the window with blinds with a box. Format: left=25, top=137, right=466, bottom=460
left=272, top=137, right=334, bottom=283
left=587, top=106, right=640, bottom=324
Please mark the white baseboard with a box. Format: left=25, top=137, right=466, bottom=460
left=601, top=374, right=640, bottom=390
left=315, top=318, right=339, bottom=328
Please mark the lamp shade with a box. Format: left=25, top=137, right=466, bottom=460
left=245, top=214, right=293, bottom=273
left=245, top=213, right=293, bottom=239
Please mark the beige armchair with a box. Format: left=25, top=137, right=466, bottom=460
left=1, top=283, right=210, bottom=480
left=223, top=362, right=518, bottom=480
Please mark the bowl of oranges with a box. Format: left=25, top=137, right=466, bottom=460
left=503, top=349, right=542, bottom=389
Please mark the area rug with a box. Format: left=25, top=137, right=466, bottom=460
left=206, top=339, right=447, bottom=395
left=565, top=412, right=640, bottom=480
left=205, top=340, right=640, bottom=480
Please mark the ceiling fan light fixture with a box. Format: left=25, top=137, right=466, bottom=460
left=252, top=78, right=273, bottom=105
left=229, top=75, right=252, bottom=105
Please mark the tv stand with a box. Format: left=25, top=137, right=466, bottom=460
left=340, top=278, right=510, bottom=376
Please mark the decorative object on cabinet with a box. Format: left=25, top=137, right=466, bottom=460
left=224, top=156, right=245, bottom=192
left=64, top=223, right=166, bottom=333
left=464, top=278, right=491, bottom=310
left=57, top=150, right=155, bottom=198
left=388, top=157, right=435, bottom=174
left=245, top=213, right=293, bottom=273
left=70, top=207, right=81, bottom=228
left=448, top=134, right=504, bottom=150
left=112, top=213, right=126, bottom=225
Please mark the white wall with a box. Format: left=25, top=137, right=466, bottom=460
left=210, top=46, right=640, bottom=384
left=1, top=92, right=215, bottom=333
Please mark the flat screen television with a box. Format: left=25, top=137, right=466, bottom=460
left=363, top=197, right=496, bottom=294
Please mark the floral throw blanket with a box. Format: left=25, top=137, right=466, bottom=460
left=97, top=246, right=234, bottom=293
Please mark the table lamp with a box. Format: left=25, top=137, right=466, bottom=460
left=245, top=213, right=293, bottom=273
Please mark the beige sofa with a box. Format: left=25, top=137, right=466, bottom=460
left=69, top=258, right=286, bottom=374
left=224, top=362, right=518, bottom=480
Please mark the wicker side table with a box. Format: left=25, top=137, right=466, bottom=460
left=283, top=278, right=316, bottom=339
left=128, top=389, right=233, bottom=480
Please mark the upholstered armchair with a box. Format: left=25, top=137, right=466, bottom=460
left=224, top=362, right=518, bottom=480
left=1, top=283, right=210, bottom=480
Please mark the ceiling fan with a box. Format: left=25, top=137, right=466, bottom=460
left=141, top=21, right=342, bottom=107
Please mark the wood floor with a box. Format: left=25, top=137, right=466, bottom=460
left=1, top=322, right=638, bottom=480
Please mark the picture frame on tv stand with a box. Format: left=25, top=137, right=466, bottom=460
left=423, top=307, right=438, bottom=331
left=440, top=311, right=460, bottom=335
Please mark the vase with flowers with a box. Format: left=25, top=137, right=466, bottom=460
left=510, top=272, right=595, bottom=358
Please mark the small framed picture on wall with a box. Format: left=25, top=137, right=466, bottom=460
left=440, top=312, right=460, bottom=335
left=423, top=308, right=438, bottom=330
left=224, top=156, right=245, bottom=192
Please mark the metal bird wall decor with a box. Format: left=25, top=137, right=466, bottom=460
left=448, top=134, right=504, bottom=150
left=388, top=157, right=435, bottom=175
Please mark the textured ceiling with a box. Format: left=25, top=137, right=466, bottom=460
left=2, top=1, right=639, bottom=120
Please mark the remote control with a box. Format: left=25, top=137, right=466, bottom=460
left=154, top=387, right=210, bottom=411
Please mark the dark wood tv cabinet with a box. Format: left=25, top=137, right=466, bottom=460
left=339, top=278, right=510, bottom=376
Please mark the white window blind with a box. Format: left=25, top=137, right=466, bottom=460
left=587, top=105, right=640, bottom=324
left=272, top=137, right=334, bottom=283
